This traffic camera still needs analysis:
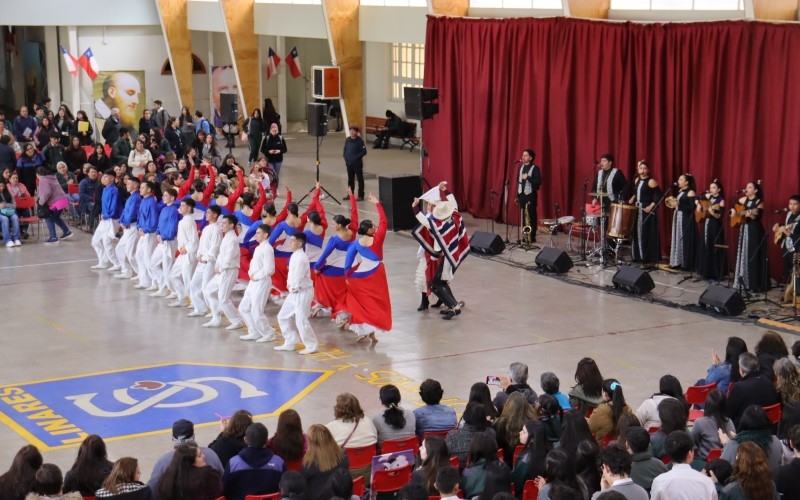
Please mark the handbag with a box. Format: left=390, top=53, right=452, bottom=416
left=0, top=207, right=14, bottom=217
left=37, top=203, right=51, bottom=218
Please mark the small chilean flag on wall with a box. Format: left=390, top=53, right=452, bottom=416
left=266, top=47, right=281, bottom=79
left=77, top=47, right=100, bottom=80
left=60, top=45, right=78, bottom=76
left=285, top=46, right=302, bottom=79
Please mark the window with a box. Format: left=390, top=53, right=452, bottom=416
left=611, top=0, right=743, bottom=9
left=390, top=43, right=425, bottom=101
left=361, top=0, right=427, bottom=5
left=470, top=0, right=563, bottom=7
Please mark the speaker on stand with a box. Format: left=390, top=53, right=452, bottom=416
left=299, top=103, right=339, bottom=205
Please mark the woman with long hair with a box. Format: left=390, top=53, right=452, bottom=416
left=0, top=445, right=43, bottom=500
left=732, top=180, right=768, bottom=292
left=279, top=471, right=308, bottom=500
left=178, top=106, right=195, bottom=149
left=696, top=178, right=727, bottom=280
left=63, top=434, right=114, bottom=496
left=461, top=433, right=505, bottom=498
left=587, top=379, right=631, bottom=445
left=261, top=123, right=287, bottom=186
left=468, top=382, right=499, bottom=422
left=412, top=435, right=449, bottom=494
left=95, top=457, right=152, bottom=498
left=691, top=389, right=735, bottom=461
left=34, top=116, right=57, bottom=149
left=537, top=394, right=564, bottom=444
left=268, top=409, right=308, bottom=466
left=36, top=166, right=73, bottom=244
left=446, top=402, right=497, bottom=468
left=164, top=117, right=184, bottom=158
left=534, top=448, right=588, bottom=500
left=208, top=409, right=253, bottom=467
left=55, top=106, right=74, bottom=146
left=613, top=412, right=641, bottom=451
left=244, top=108, right=265, bottom=165
left=716, top=441, right=779, bottom=499
left=569, top=357, right=604, bottom=414
left=372, top=384, right=416, bottom=445
left=300, top=424, right=350, bottom=500
left=775, top=357, right=800, bottom=405
left=0, top=179, right=21, bottom=247
left=15, top=142, right=45, bottom=195
left=575, top=440, right=601, bottom=498
left=493, top=392, right=536, bottom=467
left=634, top=374, right=688, bottom=429
left=262, top=98, right=281, bottom=133
left=557, top=410, right=595, bottom=459
left=63, top=135, right=88, bottom=174
left=721, top=405, right=783, bottom=472
left=128, top=140, right=153, bottom=178
left=71, top=110, right=94, bottom=146
left=156, top=443, right=222, bottom=500
left=669, top=173, right=700, bottom=271
left=89, top=143, right=112, bottom=171
left=698, top=336, right=748, bottom=392
left=201, top=134, right=223, bottom=170
left=511, top=420, right=552, bottom=495
left=755, top=330, right=789, bottom=379
left=649, top=398, right=689, bottom=460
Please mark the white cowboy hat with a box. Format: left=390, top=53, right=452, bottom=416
left=432, top=200, right=456, bottom=220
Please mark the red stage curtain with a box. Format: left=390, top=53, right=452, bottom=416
left=423, top=17, right=800, bottom=277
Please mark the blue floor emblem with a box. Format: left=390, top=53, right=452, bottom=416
left=0, top=362, right=333, bottom=450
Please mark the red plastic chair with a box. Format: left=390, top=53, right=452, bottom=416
left=601, top=434, right=615, bottom=447
left=764, top=403, right=782, bottom=425
left=647, top=426, right=661, bottom=434
left=522, top=480, right=539, bottom=500
left=422, top=429, right=451, bottom=442
left=353, top=475, right=365, bottom=497
left=497, top=448, right=505, bottom=462
left=512, top=445, right=524, bottom=466
left=372, top=463, right=412, bottom=494
left=381, top=435, right=420, bottom=455
left=706, top=448, right=722, bottom=462
left=284, top=457, right=303, bottom=471
left=245, top=494, right=280, bottom=500
left=685, top=382, right=717, bottom=422
left=449, top=455, right=459, bottom=467
left=345, top=443, right=377, bottom=470
left=83, top=497, right=96, bottom=500
left=660, top=455, right=671, bottom=465
left=14, top=196, right=42, bottom=239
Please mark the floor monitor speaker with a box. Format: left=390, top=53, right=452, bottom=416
left=535, top=247, right=573, bottom=274
left=699, top=285, right=745, bottom=316
left=612, top=265, right=655, bottom=294
left=469, top=231, right=505, bottom=256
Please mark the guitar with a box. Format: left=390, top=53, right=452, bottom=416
left=695, top=199, right=722, bottom=224
left=774, top=221, right=797, bottom=245
left=729, top=203, right=747, bottom=228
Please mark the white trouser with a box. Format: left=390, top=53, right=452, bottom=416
left=203, top=268, right=242, bottom=322
left=168, top=251, right=196, bottom=301
left=150, top=240, right=177, bottom=291
left=189, top=258, right=215, bottom=314
left=277, top=288, right=317, bottom=350
left=91, top=218, right=120, bottom=266
left=115, top=223, right=139, bottom=275
left=135, top=233, right=158, bottom=287
left=239, top=279, right=272, bottom=337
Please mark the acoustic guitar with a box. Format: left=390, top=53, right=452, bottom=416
left=774, top=222, right=797, bottom=245
left=695, top=199, right=722, bottom=224
left=729, top=203, right=747, bottom=228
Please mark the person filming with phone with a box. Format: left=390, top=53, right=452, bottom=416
left=491, top=362, right=538, bottom=413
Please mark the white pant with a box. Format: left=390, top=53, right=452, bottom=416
left=277, top=288, right=317, bottom=350
left=115, top=224, right=139, bottom=275
left=168, top=251, right=196, bottom=301
left=91, top=218, right=119, bottom=266
left=239, top=279, right=273, bottom=337
left=203, top=268, right=242, bottom=322
left=189, top=258, right=215, bottom=314
left=135, top=233, right=158, bottom=287
left=150, top=240, right=177, bottom=291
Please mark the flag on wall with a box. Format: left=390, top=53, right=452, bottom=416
left=285, top=47, right=302, bottom=79
left=266, top=47, right=281, bottom=79
left=77, top=47, right=99, bottom=80
left=59, top=46, right=78, bottom=77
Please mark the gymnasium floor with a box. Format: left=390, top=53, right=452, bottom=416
left=0, top=130, right=784, bottom=476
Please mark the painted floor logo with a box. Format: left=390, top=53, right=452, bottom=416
left=0, top=362, right=333, bottom=450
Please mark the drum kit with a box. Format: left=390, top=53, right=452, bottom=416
left=582, top=192, right=636, bottom=266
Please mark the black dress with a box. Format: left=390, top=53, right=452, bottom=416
left=669, top=189, right=699, bottom=271
left=632, top=177, right=660, bottom=264
left=734, top=197, right=768, bottom=292
left=697, top=194, right=727, bottom=280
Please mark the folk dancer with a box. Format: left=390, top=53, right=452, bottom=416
left=238, top=224, right=277, bottom=342
left=187, top=205, right=223, bottom=317
left=203, top=214, right=243, bottom=328
left=90, top=169, right=122, bottom=270
left=166, top=198, right=200, bottom=307
left=113, top=176, right=142, bottom=280
left=132, top=181, right=160, bottom=290
left=149, top=188, right=180, bottom=298
left=274, top=232, right=318, bottom=354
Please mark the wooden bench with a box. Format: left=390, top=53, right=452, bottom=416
left=364, top=115, right=420, bottom=152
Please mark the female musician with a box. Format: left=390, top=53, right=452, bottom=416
left=732, top=181, right=767, bottom=292
left=628, top=160, right=660, bottom=265
left=669, top=173, right=699, bottom=271
left=696, top=179, right=727, bottom=281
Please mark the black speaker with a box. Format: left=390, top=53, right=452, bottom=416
left=612, top=265, right=655, bottom=294
left=307, top=102, right=327, bottom=137
left=699, top=285, right=745, bottom=316
left=378, top=174, right=422, bottom=231
left=535, top=247, right=573, bottom=274
left=219, top=93, right=238, bottom=123
left=403, top=86, right=439, bottom=120
left=469, top=231, right=505, bottom=256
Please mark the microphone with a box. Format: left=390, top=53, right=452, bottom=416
left=734, top=189, right=746, bottom=194
left=513, top=159, right=523, bottom=164
left=774, top=208, right=789, bottom=213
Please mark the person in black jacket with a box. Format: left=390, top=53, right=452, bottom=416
left=373, top=110, right=404, bottom=149
left=164, top=117, right=184, bottom=159
left=209, top=410, right=253, bottom=468
left=103, top=108, right=122, bottom=145
left=343, top=126, right=367, bottom=201
left=261, top=123, right=287, bottom=187
left=62, top=434, right=114, bottom=496
left=516, top=149, right=542, bottom=242
left=244, top=109, right=265, bottom=166
left=726, top=352, right=780, bottom=427
left=223, top=423, right=286, bottom=500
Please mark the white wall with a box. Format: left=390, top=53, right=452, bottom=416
left=359, top=6, right=426, bottom=44
left=3, top=0, right=160, bottom=26
left=254, top=4, right=327, bottom=39
left=363, top=41, right=397, bottom=123
left=284, top=37, right=332, bottom=122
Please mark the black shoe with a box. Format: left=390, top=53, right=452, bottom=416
left=372, top=144, right=382, bottom=149
left=381, top=145, right=389, bottom=149
left=21, top=231, right=29, bottom=240
left=442, top=310, right=456, bottom=320
left=431, top=299, right=444, bottom=308
left=417, top=294, right=429, bottom=312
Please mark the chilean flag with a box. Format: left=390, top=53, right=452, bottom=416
left=285, top=46, right=302, bottom=79
left=60, top=45, right=78, bottom=77
left=77, top=47, right=99, bottom=80
left=266, top=47, right=281, bottom=79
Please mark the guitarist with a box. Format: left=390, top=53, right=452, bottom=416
left=773, top=195, right=800, bottom=300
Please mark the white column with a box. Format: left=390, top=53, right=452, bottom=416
left=276, top=36, right=287, bottom=131
left=67, top=26, right=80, bottom=114
left=43, top=26, right=61, bottom=105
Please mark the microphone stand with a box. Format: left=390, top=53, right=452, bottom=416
left=489, top=190, right=497, bottom=234
left=503, top=178, right=513, bottom=247
left=576, top=176, right=589, bottom=263
left=742, top=211, right=781, bottom=307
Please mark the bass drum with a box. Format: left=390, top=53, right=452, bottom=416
left=607, top=203, right=636, bottom=238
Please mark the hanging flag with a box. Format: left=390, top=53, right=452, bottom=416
left=285, top=46, right=302, bottom=79
left=59, top=45, right=79, bottom=77
left=77, top=47, right=100, bottom=80
left=266, top=47, right=281, bottom=80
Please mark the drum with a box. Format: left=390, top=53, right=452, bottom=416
left=607, top=203, right=636, bottom=238
left=557, top=216, right=575, bottom=225
left=585, top=215, right=598, bottom=226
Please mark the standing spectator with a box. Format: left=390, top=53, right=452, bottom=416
left=195, top=110, right=211, bottom=136
left=112, top=128, right=133, bottom=166
left=152, top=100, right=170, bottom=130
left=300, top=424, right=350, bottom=500
left=0, top=136, right=15, bottom=172
left=95, top=457, right=152, bottom=499
left=102, top=108, right=122, bottom=145
left=372, top=109, right=402, bottom=149
left=0, top=179, right=21, bottom=247
left=138, top=109, right=156, bottom=137
left=650, top=431, right=717, bottom=500
left=34, top=116, right=57, bottom=149
left=41, top=134, right=65, bottom=168
left=243, top=108, right=265, bottom=166
left=62, top=435, right=114, bottom=496
left=209, top=410, right=253, bottom=468
left=33, top=105, right=46, bottom=125
left=591, top=444, right=648, bottom=500
left=372, top=384, right=417, bottom=446
left=164, top=117, right=184, bottom=158
left=261, top=123, right=287, bottom=186
left=726, top=352, right=780, bottom=427
left=223, top=423, right=286, bottom=500
left=35, top=166, right=73, bottom=244
left=262, top=98, right=281, bottom=133
left=71, top=110, right=94, bottom=146
left=413, top=379, right=458, bottom=439
left=156, top=443, right=223, bottom=500
left=179, top=106, right=195, bottom=149
left=55, top=106, right=74, bottom=146
left=0, top=445, right=43, bottom=500
left=13, top=106, right=37, bottom=148
left=16, top=143, right=45, bottom=195
left=343, top=125, right=366, bottom=201
left=63, top=136, right=89, bottom=174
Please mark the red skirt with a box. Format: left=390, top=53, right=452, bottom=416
left=271, top=256, right=289, bottom=293
left=315, top=273, right=348, bottom=318
left=344, top=265, right=392, bottom=332
left=238, top=248, right=252, bottom=281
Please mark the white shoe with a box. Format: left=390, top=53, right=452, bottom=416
left=5, top=241, right=14, bottom=248
left=13, top=240, right=21, bottom=246
left=167, top=300, right=184, bottom=307
left=133, top=283, right=147, bottom=289
left=203, top=318, right=223, bottom=328
left=145, top=285, right=159, bottom=292
left=239, top=333, right=260, bottom=340
left=114, top=272, right=132, bottom=279
left=273, top=344, right=295, bottom=351
left=149, top=289, right=169, bottom=297
left=256, top=334, right=277, bottom=343
left=225, top=322, right=245, bottom=331
left=91, top=263, right=110, bottom=270
left=129, top=275, right=139, bottom=281
left=108, top=265, right=121, bottom=272
left=187, top=310, right=207, bottom=317
left=299, top=347, right=318, bottom=355
left=232, top=281, right=247, bottom=291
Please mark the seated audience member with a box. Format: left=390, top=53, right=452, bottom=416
left=413, top=379, right=458, bottom=439
left=493, top=362, right=538, bottom=412
left=697, top=337, right=748, bottom=395
left=329, top=467, right=359, bottom=500
left=726, top=352, right=779, bottom=427
left=300, top=424, right=350, bottom=500
left=147, top=419, right=224, bottom=491
left=476, top=459, right=512, bottom=500
left=467, top=382, right=500, bottom=422
left=493, top=391, right=536, bottom=467
left=0, top=445, right=43, bottom=500
left=576, top=440, right=602, bottom=498
left=558, top=409, right=595, bottom=459
left=612, top=412, right=641, bottom=451
left=649, top=431, right=716, bottom=500
left=649, top=398, right=689, bottom=461
left=398, top=482, right=430, bottom=500
left=569, top=357, right=605, bottom=414
left=704, top=459, right=732, bottom=488
left=691, top=389, right=735, bottom=461
left=625, top=427, right=667, bottom=493
left=591, top=444, right=648, bottom=500
left=792, top=340, right=800, bottom=368
left=537, top=394, right=564, bottom=444
left=511, top=420, right=551, bottom=495
left=721, top=405, right=783, bottom=472
left=223, top=423, right=286, bottom=500
left=209, top=409, right=253, bottom=467
left=541, top=371, right=572, bottom=411
left=460, top=433, right=505, bottom=498
left=325, top=393, right=378, bottom=448
left=715, top=441, right=779, bottom=499
left=412, top=436, right=450, bottom=495
left=277, top=471, right=308, bottom=500
left=26, top=463, right=82, bottom=500
left=755, top=330, right=790, bottom=379
left=434, top=466, right=461, bottom=500
left=94, top=457, right=153, bottom=499
left=156, top=443, right=223, bottom=500
left=634, top=375, right=688, bottom=430
left=78, top=165, right=102, bottom=221
left=372, top=384, right=416, bottom=446
left=588, top=379, right=632, bottom=445
left=267, top=409, right=308, bottom=466
left=446, top=402, right=497, bottom=469
left=774, top=357, right=800, bottom=407
left=62, top=434, right=114, bottom=496
left=775, top=424, right=800, bottom=500
left=534, top=448, right=588, bottom=500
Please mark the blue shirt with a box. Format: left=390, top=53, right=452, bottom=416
left=138, top=195, right=159, bottom=234
left=101, top=184, right=121, bottom=220
left=703, top=362, right=732, bottom=395
left=413, top=404, right=458, bottom=438
left=120, top=192, right=142, bottom=226
left=195, top=118, right=211, bottom=135
left=156, top=203, right=180, bottom=241
left=552, top=391, right=572, bottom=411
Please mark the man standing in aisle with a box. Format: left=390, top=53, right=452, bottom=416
left=274, top=233, right=318, bottom=354
left=188, top=205, right=223, bottom=318
left=239, top=224, right=277, bottom=342
left=343, top=125, right=366, bottom=201
left=91, top=170, right=122, bottom=270
left=167, top=198, right=200, bottom=307
left=114, top=176, right=142, bottom=280
left=150, top=188, right=180, bottom=298
left=203, top=214, right=243, bottom=328
left=133, top=181, right=160, bottom=290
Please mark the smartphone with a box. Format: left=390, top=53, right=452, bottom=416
left=486, top=375, right=502, bottom=386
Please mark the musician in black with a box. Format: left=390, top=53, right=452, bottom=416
left=516, top=149, right=541, bottom=240
left=773, top=194, right=800, bottom=289
left=627, top=160, right=660, bottom=265
left=591, top=153, right=627, bottom=212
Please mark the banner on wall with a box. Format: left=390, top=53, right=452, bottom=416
left=92, top=70, right=146, bottom=137
left=210, top=65, right=237, bottom=131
